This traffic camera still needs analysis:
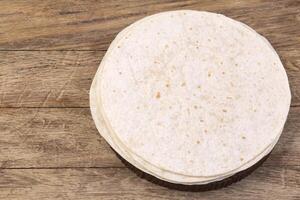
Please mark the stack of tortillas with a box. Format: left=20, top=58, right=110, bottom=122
left=90, top=10, right=291, bottom=186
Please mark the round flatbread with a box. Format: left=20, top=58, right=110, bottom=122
left=90, top=10, right=291, bottom=184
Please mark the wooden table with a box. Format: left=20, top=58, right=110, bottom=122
left=0, top=1, right=299, bottom=199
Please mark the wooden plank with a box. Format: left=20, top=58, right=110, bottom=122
left=0, top=108, right=122, bottom=168
left=0, top=51, right=102, bottom=108
left=0, top=0, right=299, bottom=52
left=0, top=166, right=299, bottom=200
left=0, top=107, right=299, bottom=169
left=1, top=51, right=299, bottom=108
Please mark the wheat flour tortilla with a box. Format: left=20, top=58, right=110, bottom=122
left=97, top=10, right=291, bottom=176
left=91, top=38, right=283, bottom=183
left=91, top=17, right=283, bottom=183
left=94, top=10, right=284, bottom=178
left=91, top=72, right=282, bottom=184
left=89, top=10, right=290, bottom=183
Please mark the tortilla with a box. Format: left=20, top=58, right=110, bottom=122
left=90, top=10, right=291, bottom=184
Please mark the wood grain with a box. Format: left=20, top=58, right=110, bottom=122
left=1, top=51, right=299, bottom=108
left=0, top=51, right=101, bottom=107
left=0, top=108, right=121, bottom=168
left=0, top=107, right=299, bottom=169
left=0, top=166, right=299, bottom=200
left=0, top=0, right=299, bottom=51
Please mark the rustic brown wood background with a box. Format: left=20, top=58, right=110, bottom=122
left=0, top=0, right=299, bottom=199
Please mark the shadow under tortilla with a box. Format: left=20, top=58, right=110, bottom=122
left=113, top=149, right=271, bottom=191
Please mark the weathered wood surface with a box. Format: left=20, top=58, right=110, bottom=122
left=0, top=0, right=299, bottom=51
left=0, top=0, right=299, bottom=199
left=0, top=51, right=299, bottom=108
left=0, top=108, right=121, bottom=168
left=0, top=51, right=102, bottom=108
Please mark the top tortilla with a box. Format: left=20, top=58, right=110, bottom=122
left=94, top=10, right=291, bottom=177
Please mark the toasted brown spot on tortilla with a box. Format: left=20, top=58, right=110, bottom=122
left=194, top=105, right=198, bottom=109
left=181, top=82, right=186, bottom=87
left=196, top=140, right=200, bottom=144
left=208, top=72, right=212, bottom=77
left=240, top=157, right=244, bottom=161
left=222, top=109, right=227, bottom=112
left=119, top=72, right=122, bottom=75
left=189, top=27, right=193, bottom=30
left=117, top=45, right=121, bottom=48
left=156, top=92, right=161, bottom=99
left=200, top=119, right=204, bottom=122
left=222, top=71, right=225, bottom=75
left=242, top=136, right=246, bottom=139
left=204, top=129, right=208, bottom=133
left=165, top=83, right=170, bottom=88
